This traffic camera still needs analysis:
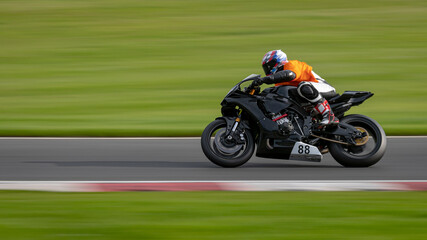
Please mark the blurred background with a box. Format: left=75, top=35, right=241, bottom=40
left=0, top=0, right=426, bottom=136
left=1, top=2, right=426, bottom=239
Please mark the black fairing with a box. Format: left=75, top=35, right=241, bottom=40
left=221, top=86, right=309, bottom=159
left=259, top=86, right=308, bottom=116
left=261, top=85, right=299, bottom=100
left=329, top=91, right=373, bottom=118
left=329, top=91, right=373, bottom=105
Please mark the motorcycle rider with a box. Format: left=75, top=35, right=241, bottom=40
left=256, top=50, right=339, bottom=125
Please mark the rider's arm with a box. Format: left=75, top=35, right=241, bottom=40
left=262, top=70, right=296, bottom=84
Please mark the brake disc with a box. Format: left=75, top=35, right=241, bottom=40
left=214, top=129, right=243, bottom=154
left=354, top=127, right=369, bottom=146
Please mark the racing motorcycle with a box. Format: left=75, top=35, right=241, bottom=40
left=201, top=74, right=386, bottom=167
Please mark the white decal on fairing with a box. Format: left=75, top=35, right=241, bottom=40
left=289, top=142, right=322, bottom=161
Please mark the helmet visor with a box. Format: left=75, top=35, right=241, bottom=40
left=262, top=60, right=277, bottom=76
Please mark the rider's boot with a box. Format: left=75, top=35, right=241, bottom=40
left=314, top=98, right=339, bottom=125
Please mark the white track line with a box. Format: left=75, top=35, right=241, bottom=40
left=0, top=180, right=425, bottom=192
left=0, top=180, right=425, bottom=183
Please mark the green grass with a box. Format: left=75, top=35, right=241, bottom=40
left=0, top=191, right=426, bottom=239
left=0, top=0, right=426, bottom=136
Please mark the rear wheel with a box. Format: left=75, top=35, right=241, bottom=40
left=329, top=114, right=387, bottom=167
left=201, top=119, right=255, bottom=168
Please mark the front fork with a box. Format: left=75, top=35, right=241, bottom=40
left=221, top=109, right=246, bottom=144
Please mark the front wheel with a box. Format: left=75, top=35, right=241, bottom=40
left=329, top=114, right=387, bottom=167
left=201, top=119, right=255, bottom=168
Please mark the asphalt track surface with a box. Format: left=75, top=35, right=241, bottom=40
left=0, top=137, right=425, bottom=181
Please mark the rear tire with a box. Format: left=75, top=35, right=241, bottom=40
left=201, top=119, right=255, bottom=168
left=329, top=114, right=387, bottom=167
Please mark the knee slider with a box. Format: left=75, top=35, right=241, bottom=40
left=297, top=82, right=321, bottom=103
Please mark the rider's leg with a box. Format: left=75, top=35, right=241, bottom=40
left=297, top=82, right=339, bottom=125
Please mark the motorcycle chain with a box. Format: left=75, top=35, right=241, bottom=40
left=311, top=134, right=351, bottom=145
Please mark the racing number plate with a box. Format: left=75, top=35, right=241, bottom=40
left=289, top=142, right=322, bottom=162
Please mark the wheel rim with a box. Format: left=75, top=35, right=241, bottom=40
left=213, top=129, right=243, bottom=154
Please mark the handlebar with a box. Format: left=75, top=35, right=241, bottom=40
left=246, top=79, right=262, bottom=95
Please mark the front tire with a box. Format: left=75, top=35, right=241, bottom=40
left=201, top=119, right=255, bottom=168
left=329, top=114, right=387, bottom=167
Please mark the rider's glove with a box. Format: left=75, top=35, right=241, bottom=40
left=253, top=77, right=264, bottom=86
left=253, top=76, right=272, bottom=86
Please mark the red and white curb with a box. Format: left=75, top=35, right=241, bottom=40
left=0, top=181, right=426, bottom=192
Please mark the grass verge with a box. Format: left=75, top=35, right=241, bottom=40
left=0, top=191, right=426, bottom=239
